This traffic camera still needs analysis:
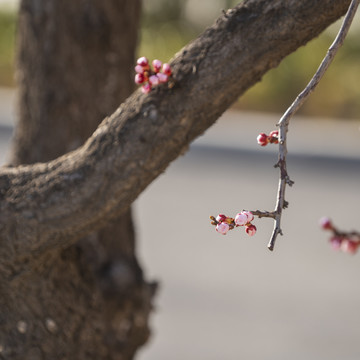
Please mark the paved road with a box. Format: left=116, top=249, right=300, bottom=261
left=135, top=113, right=360, bottom=360
left=1, top=89, right=360, bottom=360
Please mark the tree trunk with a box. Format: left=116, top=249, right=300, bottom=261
left=1, top=1, right=155, bottom=359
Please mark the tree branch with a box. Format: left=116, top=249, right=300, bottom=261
left=268, top=0, right=359, bottom=251
left=0, top=0, right=352, bottom=263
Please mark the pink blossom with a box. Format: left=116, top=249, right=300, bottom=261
left=340, top=238, right=359, bottom=254
left=216, top=222, right=230, bottom=235
left=242, top=211, right=254, bottom=223
left=329, top=236, right=342, bottom=250
left=135, top=64, right=145, bottom=74
left=152, top=59, right=162, bottom=73
left=135, top=73, right=145, bottom=84
left=269, top=130, right=279, bottom=144
left=162, top=63, right=172, bottom=76
left=137, top=56, right=149, bottom=67
left=319, top=217, right=333, bottom=230
left=257, top=133, right=268, bottom=146
left=149, top=75, right=159, bottom=86
left=245, top=224, right=257, bottom=236
left=156, top=72, right=169, bottom=83
left=216, top=214, right=227, bottom=223
left=234, top=213, right=248, bottom=226
left=141, top=83, right=152, bottom=94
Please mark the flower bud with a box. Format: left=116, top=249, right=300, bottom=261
left=329, top=236, right=342, bottom=250
left=135, top=73, right=145, bottom=84
left=216, top=214, right=227, bottom=223
left=319, top=217, right=333, bottom=230
left=257, top=133, right=268, bottom=146
left=162, top=63, right=172, bottom=76
left=137, top=56, right=149, bottom=67
left=269, top=130, right=279, bottom=144
left=340, top=238, right=359, bottom=254
left=156, top=72, right=169, bottom=83
left=234, top=213, right=248, bottom=226
left=149, top=75, right=159, bottom=86
left=216, top=222, right=230, bottom=235
left=135, top=65, right=145, bottom=74
left=152, top=59, right=162, bottom=73
left=242, top=211, right=254, bottom=223
left=245, top=224, right=257, bottom=236
left=141, top=83, right=152, bottom=94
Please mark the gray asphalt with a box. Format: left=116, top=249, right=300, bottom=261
left=1, top=89, right=360, bottom=360
left=136, top=113, right=360, bottom=360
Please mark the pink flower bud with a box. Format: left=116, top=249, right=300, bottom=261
left=156, top=72, right=169, bottom=83
left=135, top=73, right=145, bottom=84
left=135, top=65, right=144, bottom=74
left=216, top=222, right=230, bottom=235
left=234, top=213, right=248, bottom=226
left=137, top=56, right=149, bottom=67
left=340, top=238, right=359, bottom=254
left=319, top=217, right=333, bottom=230
left=269, top=130, right=279, bottom=144
left=152, top=59, right=162, bottom=73
left=216, top=214, right=227, bottom=223
left=245, top=224, right=257, bottom=236
left=149, top=75, right=159, bottom=86
left=162, top=63, right=172, bottom=76
left=242, top=211, right=254, bottom=223
left=269, top=130, right=278, bottom=137
left=329, top=236, right=342, bottom=250
left=141, top=83, right=152, bottom=94
left=257, top=133, right=268, bottom=146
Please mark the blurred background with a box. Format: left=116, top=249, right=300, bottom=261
left=1, top=1, right=360, bottom=359
left=1, top=0, right=360, bottom=117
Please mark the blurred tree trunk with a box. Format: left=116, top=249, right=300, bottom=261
left=2, top=1, right=155, bottom=359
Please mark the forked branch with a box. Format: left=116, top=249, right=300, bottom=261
left=267, top=0, right=360, bottom=251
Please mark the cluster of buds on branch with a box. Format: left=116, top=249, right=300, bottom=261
left=210, top=211, right=257, bottom=236
left=257, top=130, right=279, bottom=147
left=135, top=57, right=172, bottom=94
left=208, top=0, right=359, bottom=252
left=209, top=127, right=285, bottom=248
left=320, top=217, right=360, bottom=255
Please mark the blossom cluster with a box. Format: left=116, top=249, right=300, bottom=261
left=210, top=211, right=256, bottom=236
left=135, top=57, right=172, bottom=94
left=320, top=217, right=360, bottom=255
left=257, top=130, right=279, bottom=147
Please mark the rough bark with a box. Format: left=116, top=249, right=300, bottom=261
left=0, top=0, right=352, bottom=358
left=0, top=1, right=155, bottom=359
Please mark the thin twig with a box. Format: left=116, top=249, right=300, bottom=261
left=334, top=230, right=360, bottom=241
left=251, top=210, right=276, bottom=219
left=268, top=0, right=360, bottom=251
